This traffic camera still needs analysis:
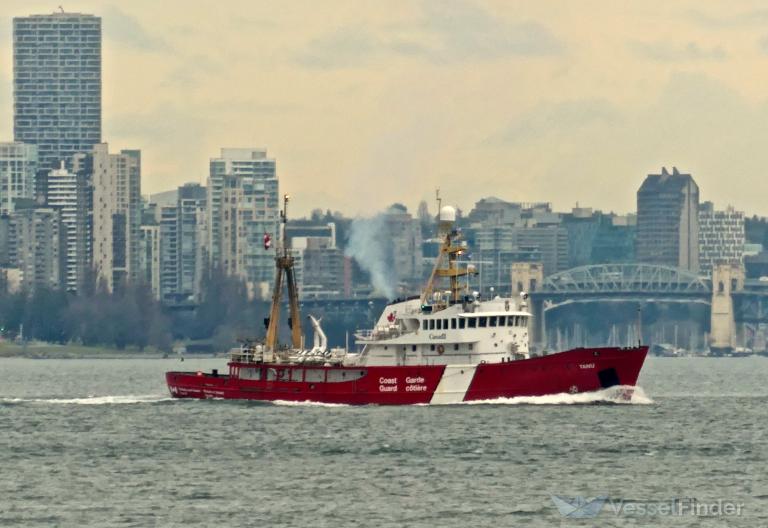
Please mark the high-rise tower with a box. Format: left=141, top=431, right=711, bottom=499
left=636, top=167, right=699, bottom=271
left=13, top=12, right=101, bottom=173
left=207, top=148, right=278, bottom=296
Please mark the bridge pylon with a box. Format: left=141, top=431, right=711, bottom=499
left=710, top=263, right=744, bottom=355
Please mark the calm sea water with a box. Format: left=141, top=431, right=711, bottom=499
left=1, top=356, right=766, bottom=527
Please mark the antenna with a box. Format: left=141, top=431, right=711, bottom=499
left=435, top=188, right=441, bottom=213
left=59, top=5, right=65, bottom=13
left=281, top=193, right=289, bottom=256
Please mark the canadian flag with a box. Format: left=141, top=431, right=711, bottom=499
left=263, top=232, right=272, bottom=250
left=387, top=312, right=396, bottom=323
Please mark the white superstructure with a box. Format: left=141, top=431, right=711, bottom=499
left=352, top=295, right=531, bottom=366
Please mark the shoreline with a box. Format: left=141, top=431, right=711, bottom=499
left=0, top=343, right=218, bottom=360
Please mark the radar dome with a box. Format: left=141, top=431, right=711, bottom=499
left=439, top=205, right=456, bottom=223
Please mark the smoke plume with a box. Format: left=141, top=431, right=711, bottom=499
left=345, top=215, right=397, bottom=299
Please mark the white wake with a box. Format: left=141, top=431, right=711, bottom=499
left=0, top=394, right=173, bottom=405
left=270, top=400, right=350, bottom=408
left=459, top=385, right=653, bottom=406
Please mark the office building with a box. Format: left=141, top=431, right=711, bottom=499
left=636, top=167, right=699, bottom=271
left=562, top=208, right=637, bottom=266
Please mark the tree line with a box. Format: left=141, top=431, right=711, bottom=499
left=0, top=266, right=270, bottom=352
left=0, top=277, right=172, bottom=351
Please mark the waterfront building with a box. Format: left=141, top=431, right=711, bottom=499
left=636, top=167, right=699, bottom=271
left=698, top=201, right=745, bottom=277
left=47, top=162, right=90, bottom=291
left=158, top=204, right=179, bottom=302
left=562, top=208, right=637, bottom=266
left=384, top=204, right=423, bottom=288
left=590, top=214, right=636, bottom=264
left=208, top=148, right=278, bottom=297
left=512, top=225, right=568, bottom=276
left=13, top=12, right=101, bottom=173
left=219, top=174, right=279, bottom=296
left=0, top=142, right=38, bottom=215
left=177, top=184, right=207, bottom=301
left=139, top=224, right=161, bottom=300
left=468, top=197, right=554, bottom=225
left=207, top=148, right=278, bottom=266
left=10, top=205, right=62, bottom=291
left=291, top=226, right=344, bottom=299
left=89, top=144, right=141, bottom=291
left=470, top=200, right=567, bottom=284
left=152, top=183, right=207, bottom=304
left=0, top=215, right=11, bottom=267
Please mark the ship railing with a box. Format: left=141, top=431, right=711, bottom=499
left=354, top=325, right=404, bottom=342
left=354, top=329, right=374, bottom=341
left=229, top=344, right=265, bottom=363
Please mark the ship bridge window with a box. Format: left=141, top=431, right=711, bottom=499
left=489, top=316, right=497, bottom=327
left=326, top=369, right=367, bottom=383
left=240, top=367, right=261, bottom=380
left=429, top=319, right=435, bottom=330
left=422, top=320, right=428, bottom=330
left=443, top=319, right=449, bottom=329
left=436, top=319, right=442, bottom=330
left=479, top=317, right=487, bottom=328
left=451, top=318, right=457, bottom=329
left=290, top=369, right=304, bottom=382
left=267, top=368, right=290, bottom=381
left=459, top=318, right=466, bottom=329
left=507, top=316, right=515, bottom=326
left=468, top=317, right=476, bottom=328
left=305, top=369, right=325, bottom=382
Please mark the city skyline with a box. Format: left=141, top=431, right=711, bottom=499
left=1, top=1, right=768, bottom=217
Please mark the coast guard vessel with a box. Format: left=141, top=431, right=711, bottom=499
left=166, top=196, right=647, bottom=404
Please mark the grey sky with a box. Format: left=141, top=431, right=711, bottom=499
left=1, top=0, right=767, bottom=217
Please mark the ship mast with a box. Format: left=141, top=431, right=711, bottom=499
left=265, top=194, right=303, bottom=353
left=421, top=203, right=475, bottom=308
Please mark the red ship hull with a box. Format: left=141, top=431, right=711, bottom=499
left=166, top=346, right=647, bottom=405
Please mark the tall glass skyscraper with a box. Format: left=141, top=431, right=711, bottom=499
left=13, top=11, right=101, bottom=172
